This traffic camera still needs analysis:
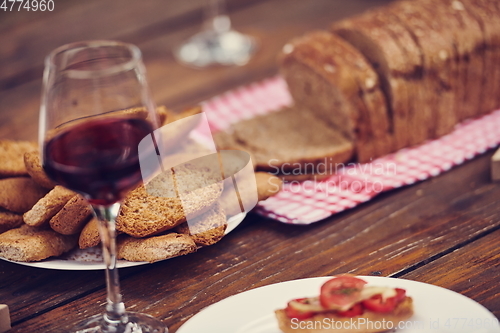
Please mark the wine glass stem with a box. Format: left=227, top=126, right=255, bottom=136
left=205, top=0, right=231, bottom=33
left=93, top=203, right=128, bottom=329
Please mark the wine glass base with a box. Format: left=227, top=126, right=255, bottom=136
left=72, top=311, right=168, bottom=333
left=175, top=29, right=257, bottom=68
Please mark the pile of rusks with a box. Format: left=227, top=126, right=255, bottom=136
left=0, top=107, right=281, bottom=263
left=216, top=0, right=500, bottom=176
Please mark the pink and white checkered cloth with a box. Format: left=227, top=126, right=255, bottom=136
left=201, top=76, right=500, bottom=224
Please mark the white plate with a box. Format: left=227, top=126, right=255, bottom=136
left=177, top=276, right=500, bottom=333
left=3, top=212, right=246, bottom=270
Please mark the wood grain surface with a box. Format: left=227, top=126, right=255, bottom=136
left=0, top=0, right=498, bottom=332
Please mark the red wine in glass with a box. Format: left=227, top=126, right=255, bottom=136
left=43, top=117, right=155, bottom=206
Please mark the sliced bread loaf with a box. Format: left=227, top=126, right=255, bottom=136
left=278, top=31, right=387, bottom=162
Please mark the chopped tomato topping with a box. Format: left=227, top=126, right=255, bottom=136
left=319, top=275, right=367, bottom=308
left=393, top=288, right=406, bottom=302
left=284, top=298, right=315, bottom=320
left=336, top=303, right=364, bottom=317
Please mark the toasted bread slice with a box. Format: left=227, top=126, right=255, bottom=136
left=0, top=178, right=48, bottom=213
left=116, top=163, right=223, bottom=238
left=0, top=225, right=77, bottom=262
left=0, top=210, right=23, bottom=234
left=49, top=195, right=92, bottom=235
left=24, top=185, right=76, bottom=228
left=174, top=203, right=227, bottom=247
left=78, top=218, right=101, bottom=249
left=0, top=140, right=38, bottom=178
left=275, top=297, right=413, bottom=333
left=117, top=233, right=197, bottom=263
left=23, top=150, right=55, bottom=189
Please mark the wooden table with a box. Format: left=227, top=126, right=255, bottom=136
left=0, top=0, right=499, bottom=332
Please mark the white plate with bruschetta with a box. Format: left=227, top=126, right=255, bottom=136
left=177, top=276, right=500, bottom=333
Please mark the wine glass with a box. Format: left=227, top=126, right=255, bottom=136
left=174, top=0, right=257, bottom=68
left=39, top=41, right=167, bottom=333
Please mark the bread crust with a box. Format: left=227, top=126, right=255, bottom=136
left=275, top=297, right=413, bottom=333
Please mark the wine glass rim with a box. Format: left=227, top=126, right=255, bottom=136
left=45, top=40, right=142, bottom=79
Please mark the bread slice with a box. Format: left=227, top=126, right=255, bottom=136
left=254, top=172, right=283, bottom=202
left=116, top=165, right=223, bottom=238
left=116, top=233, right=197, bottom=263
left=278, top=31, right=387, bottom=162
left=24, top=185, right=76, bottom=228
left=427, top=0, right=484, bottom=121
left=174, top=203, right=227, bottom=247
left=0, top=178, right=48, bottom=213
left=214, top=106, right=354, bottom=172
left=79, top=218, right=101, bottom=249
left=0, top=140, right=38, bottom=178
left=0, top=210, right=23, bottom=234
left=0, top=225, right=77, bottom=262
left=275, top=297, right=413, bottom=333
left=413, top=0, right=461, bottom=137
left=332, top=11, right=414, bottom=151
left=49, top=195, right=92, bottom=235
left=387, top=1, right=457, bottom=141
left=23, top=150, right=55, bottom=189
left=461, top=0, right=500, bottom=115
